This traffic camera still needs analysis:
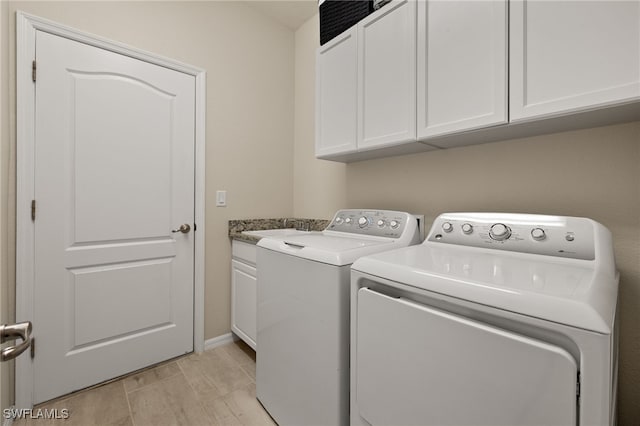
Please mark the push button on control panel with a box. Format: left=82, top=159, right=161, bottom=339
left=358, top=217, right=370, bottom=228
left=442, top=222, right=453, bottom=233
left=489, top=223, right=511, bottom=241
left=531, top=228, right=546, bottom=241
left=461, top=223, right=473, bottom=234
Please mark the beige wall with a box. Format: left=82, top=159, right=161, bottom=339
left=3, top=1, right=295, bottom=346
left=293, top=15, right=345, bottom=218
left=294, top=14, right=640, bottom=425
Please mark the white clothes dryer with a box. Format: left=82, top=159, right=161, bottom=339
left=256, top=209, right=423, bottom=426
left=350, top=213, right=618, bottom=426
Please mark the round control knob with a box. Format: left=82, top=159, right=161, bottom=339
left=358, top=217, right=369, bottom=228
left=390, top=220, right=400, bottom=229
left=377, top=219, right=386, bottom=228
left=489, top=223, right=511, bottom=241
left=461, top=223, right=473, bottom=235
left=344, top=217, right=352, bottom=225
left=335, top=217, right=344, bottom=225
left=442, top=222, right=453, bottom=233
left=531, top=228, right=546, bottom=241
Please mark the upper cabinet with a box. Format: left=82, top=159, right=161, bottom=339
left=510, top=0, right=640, bottom=120
left=316, top=28, right=358, bottom=157
left=316, top=0, right=640, bottom=162
left=317, top=0, right=434, bottom=160
left=417, top=0, right=507, bottom=138
left=358, top=0, right=416, bottom=149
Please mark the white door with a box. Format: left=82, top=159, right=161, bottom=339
left=356, top=288, right=578, bottom=426
left=417, top=0, right=507, bottom=139
left=33, top=30, right=195, bottom=403
left=357, top=0, right=416, bottom=150
left=510, top=0, right=640, bottom=121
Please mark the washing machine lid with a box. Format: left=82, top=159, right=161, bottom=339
left=352, top=244, right=618, bottom=334
left=258, top=233, right=398, bottom=266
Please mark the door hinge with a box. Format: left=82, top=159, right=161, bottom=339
left=576, top=372, right=581, bottom=403
left=31, top=200, right=36, bottom=221
left=30, top=337, right=35, bottom=359
left=32, top=60, right=36, bottom=83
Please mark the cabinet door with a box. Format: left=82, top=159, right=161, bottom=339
left=231, top=259, right=257, bottom=349
left=417, top=0, right=507, bottom=139
left=358, top=0, right=416, bottom=150
left=316, top=28, right=358, bottom=157
left=510, top=0, right=640, bottom=121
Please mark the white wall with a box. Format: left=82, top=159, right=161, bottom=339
left=293, top=13, right=640, bottom=424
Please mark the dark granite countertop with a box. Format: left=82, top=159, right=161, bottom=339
left=229, top=218, right=330, bottom=244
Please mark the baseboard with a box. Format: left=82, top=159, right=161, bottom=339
left=204, top=333, right=238, bottom=351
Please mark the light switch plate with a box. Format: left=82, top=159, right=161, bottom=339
left=216, top=190, right=227, bottom=207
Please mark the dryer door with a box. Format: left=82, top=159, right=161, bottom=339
left=356, top=288, right=577, bottom=426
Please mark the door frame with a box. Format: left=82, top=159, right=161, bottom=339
left=15, top=11, right=206, bottom=408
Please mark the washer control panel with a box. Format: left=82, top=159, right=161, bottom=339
left=327, top=209, right=411, bottom=238
left=427, top=213, right=596, bottom=260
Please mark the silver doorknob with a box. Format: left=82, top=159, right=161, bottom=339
left=0, top=321, right=32, bottom=362
left=172, top=224, right=191, bottom=234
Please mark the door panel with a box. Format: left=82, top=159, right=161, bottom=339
left=231, top=260, right=257, bottom=349
left=358, top=0, right=416, bottom=149
left=34, top=31, right=194, bottom=403
left=72, top=71, right=174, bottom=242
left=315, top=28, right=358, bottom=157
left=510, top=0, right=640, bottom=120
left=417, top=0, right=507, bottom=138
left=356, top=288, right=577, bottom=426
left=72, top=260, right=173, bottom=346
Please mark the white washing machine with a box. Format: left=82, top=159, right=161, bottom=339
left=350, top=213, right=619, bottom=426
left=256, top=209, right=423, bottom=426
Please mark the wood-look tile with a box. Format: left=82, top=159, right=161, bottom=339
left=15, top=340, right=265, bottom=426
left=221, top=341, right=255, bottom=366
left=123, top=361, right=181, bottom=393
left=15, top=381, right=132, bottom=426
left=201, top=397, right=243, bottom=426
left=177, top=353, right=224, bottom=403
left=239, top=362, right=255, bottom=381
left=178, top=347, right=252, bottom=396
left=221, top=384, right=276, bottom=426
left=127, top=374, right=210, bottom=426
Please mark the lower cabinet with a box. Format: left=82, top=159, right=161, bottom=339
left=231, top=242, right=257, bottom=350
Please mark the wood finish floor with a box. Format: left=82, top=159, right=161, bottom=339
left=16, top=340, right=275, bottom=426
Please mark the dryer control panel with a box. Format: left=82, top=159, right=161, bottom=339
left=427, top=213, right=600, bottom=260
left=327, top=209, right=416, bottom=239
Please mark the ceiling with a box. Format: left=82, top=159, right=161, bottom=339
left=245, top=0, right=319, bottom=30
